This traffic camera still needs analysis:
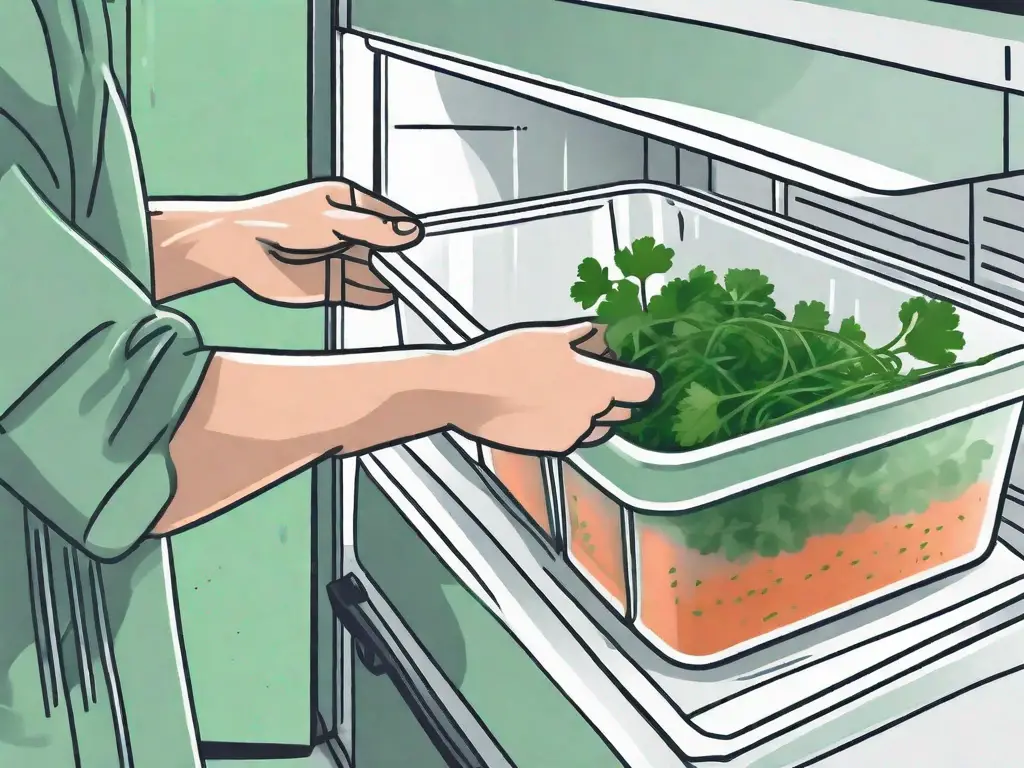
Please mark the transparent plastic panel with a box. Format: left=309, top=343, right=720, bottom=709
left=484, top=449, right=553, bottom=537
left=562, top=463, right=628, bottom=613
left=631, top=407, right=1019, bottom=663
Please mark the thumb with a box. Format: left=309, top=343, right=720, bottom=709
left=322, top=205, right=423, bottom=251
left=556, top=320, right=597, bottom=345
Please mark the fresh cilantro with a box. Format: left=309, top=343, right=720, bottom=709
left=596, top=279, right=643, bottom=324
left=673, top=383, right=722, bottom=448
left=723, top=268, right=779, bottom=317
left=614, top=237, right=674, bottom=309
left=568, top=237, right=1009, bottom=561
left=839, top=316, right=867, bottom=344
left=791, top=300, right=830, bottom=331
left=663, top=420, right=996, bottom=562
left=570, top=257, right=614, bottom=309
left=894, top=296, right=965, bottom=366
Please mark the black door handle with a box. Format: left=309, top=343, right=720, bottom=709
left=327, top=574, right=487, bottom=768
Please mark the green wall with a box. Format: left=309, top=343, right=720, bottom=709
left=128, top=0, right=321, bottom=748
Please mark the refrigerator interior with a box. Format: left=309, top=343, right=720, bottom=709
left=331, top=29, right=1024, bottom=768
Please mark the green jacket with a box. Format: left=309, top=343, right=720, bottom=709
left=1, top=2, right=212, bottom=765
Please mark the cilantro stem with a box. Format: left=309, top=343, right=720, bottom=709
left=749, top=318, right=897, bottom=374
left=762, top=380, right=890, bottom=427
left=715, top=356, right=865, bottom=426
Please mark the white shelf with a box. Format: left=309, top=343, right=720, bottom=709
left=559, top=0, right=1024, bottom=92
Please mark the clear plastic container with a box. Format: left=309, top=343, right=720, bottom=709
left=376, top=183, right=1024, bottom=663
left=482, top=447, right=555, bottom=538
left=562, top=462, right=629, bottom=611
left=628, top=407, right=1019, bottom=662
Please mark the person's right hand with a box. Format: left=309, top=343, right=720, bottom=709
left=450, top=321, right=658, bottom=454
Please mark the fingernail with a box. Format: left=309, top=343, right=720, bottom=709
left=392, top=218, right=419, bottom=235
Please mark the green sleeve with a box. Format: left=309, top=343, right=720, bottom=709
left=0, top=0, right=213, bottom=562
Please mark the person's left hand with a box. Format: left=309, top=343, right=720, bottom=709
left=191, top=180, right=424, bottom=308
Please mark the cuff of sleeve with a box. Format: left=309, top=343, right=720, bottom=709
left=0, top=311, right=213, bottom=562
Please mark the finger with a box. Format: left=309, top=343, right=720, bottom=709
left=588, top=359, right=659, bottom=406
left=580, top=425, right=612, bottom=446
left=344, top=259, right=389, bottom=291
left=322, top=182, right=422, bottom=251
left=344, top=285, right=395, bottom=309
left=348, top=183, right=417, bottom=221
left=554, top=321, right=597, bottom=345
left=593, top=404, right=633, bottom=423
left=258, top=238, right=357, bottom=264
left=574, top=324, right=610, bottom=358
left=343, top=243, right=372, bottom=264
left=321, top=207, right=422, bottom=251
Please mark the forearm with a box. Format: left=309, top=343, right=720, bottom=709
left=148, top=200, right=240, bottom=301
left=154, top=346, right=488, bottom=534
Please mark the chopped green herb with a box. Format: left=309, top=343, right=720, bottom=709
left=670, top=580, right=678, bottom=588
left=573, top=238, right=1002, bottom=561
left=692, top=610, right=703, bottom=617
left=764, top=612, right=779, bottom=622
left=668, top=567, right=677, bottom=574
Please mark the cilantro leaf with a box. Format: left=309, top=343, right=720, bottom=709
left=604, top=312, right=655, bottom=356
left=647, top=278, right=688, bottom=320
left=648, top=267, right=730, bottom=322
left=614, top=236, right=674, bottom=283
left=570, top=257, right=614, bottom=309
left=596, top=279, right=643, bottom=324
left=723, top=268, right=778, bottom=314
left=673, top=383, right=722, bottom=448
left=898, top=296, right=965, bottom=366
left=838, top=316, right=866, bottom=344
left=791, top=300, right=830, bottom=331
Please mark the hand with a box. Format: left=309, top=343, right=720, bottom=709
left=450, top=321, right=658, bottom=454
left=155, top=179, right=424, bottom=308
